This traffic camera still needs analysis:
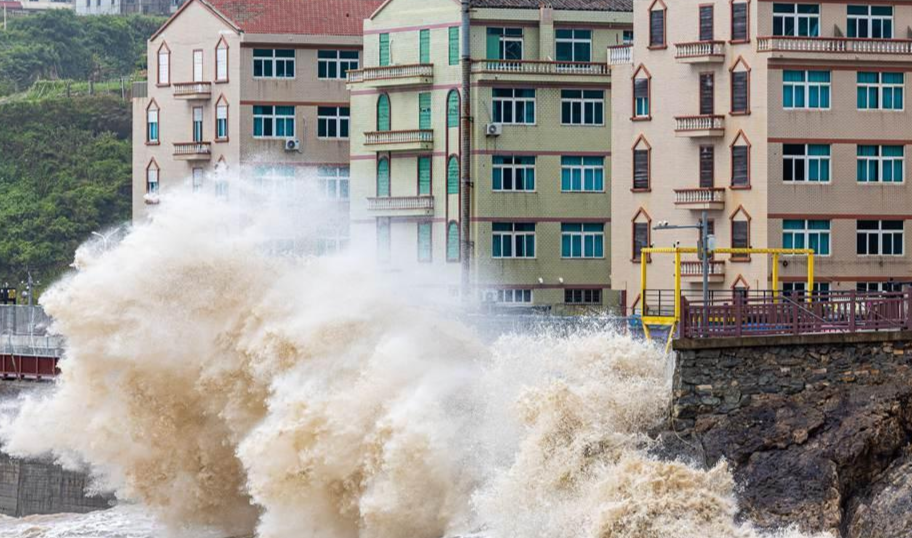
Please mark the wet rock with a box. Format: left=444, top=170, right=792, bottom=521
left=846, top=448, right=912, bottom=538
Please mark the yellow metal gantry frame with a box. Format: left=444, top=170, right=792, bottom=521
left=638, top=247, right=816, bottom=332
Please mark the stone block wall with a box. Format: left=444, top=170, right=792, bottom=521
left=0, top=453, right=112, bottom=516
left=672, top=331, right=912, bottom=431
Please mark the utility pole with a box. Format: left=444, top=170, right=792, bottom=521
left=459, top=0, right=472, bottom=302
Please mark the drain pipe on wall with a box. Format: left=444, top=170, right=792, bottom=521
left=460, top=0, right=473, bottom=302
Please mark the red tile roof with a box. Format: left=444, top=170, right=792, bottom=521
left=205, top=0, right=383, bottom=36
left=0, top=1, right=23, bottom=9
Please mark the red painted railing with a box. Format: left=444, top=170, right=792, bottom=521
left=0, top=354, right=59, bottom=379
left=680, top=290, right=912, bottom=339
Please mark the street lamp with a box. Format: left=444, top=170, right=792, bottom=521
left=653, top=210, right=714, bottom=304
left=92, top=226, right=121, bottom=251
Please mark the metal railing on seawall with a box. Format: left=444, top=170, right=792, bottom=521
left=0, top=305, right=64, bottom=360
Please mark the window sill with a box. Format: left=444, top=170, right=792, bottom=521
left=631, top=258, right=652, bottom=263
left=215, top=138, right=229, bottom=143
left=631, top=188, right=651, bottom=193
left=730, top=257, right=751, bottom=263
left=730, top=185, right=751, bottom=190
left=214, top=79, right=229, bottom=84
left=145, top=141, right=160, bottom=146
left=730, top=111, right=751, bottom=116
left=647, top=45, right=668, bottom=50
left=155, top=83, right=171, bottom=88
left=630, top=116, right=652, bottom=122
left=729, top=39, right=751, bottom=45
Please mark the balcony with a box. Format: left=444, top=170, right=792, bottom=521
left=364, top=129, right=434, bottom=152
left=674, top=115, right=725, bottom=138
left=757, top=36, right=912, bottom=56
left=347, top=64, right=434, bottom=87
left=173, top=82, right=212, bottom=100
left=682, top=260, right=726, bottom=282
left=173, top=142, right=211, bottom=161
left=472, top=59, right=610, bottom=83
left=674, top=41, right=725, bottom=63
left=674, top=188, right=725, bottom=211
left=367, top=196, right=435, bottom=217
left=608, top=45, right=633, bottom=65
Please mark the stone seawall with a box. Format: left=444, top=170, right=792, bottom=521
left=672, top=331, right=912, bottom=431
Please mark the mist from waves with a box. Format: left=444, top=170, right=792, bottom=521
left=0, top=186, right=832, bottom=538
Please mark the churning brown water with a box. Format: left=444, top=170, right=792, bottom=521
left=0, top=191, right=831, bottom=538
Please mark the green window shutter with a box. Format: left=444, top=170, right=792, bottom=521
left=418, top=156, right=431, bottom=195
left=379, top=33, right=390, bottom=67
left=419, top=29, right=430, bottom=64
left=447, top=91, right=459, bottom=128
left=377, top=158, right=390, bottom=197
left=418, top=222, right=432, bottom=262
left=447, top=156, right=459, bottom=194
left=486, top=32, right=500, bottom=60
left=447, top=221, right=459, bottom=261
left=448, top=27, right=459, bottom=66
left=419, top=92, right=431, bottom=130
left=377, top=94, right=391, bottom=131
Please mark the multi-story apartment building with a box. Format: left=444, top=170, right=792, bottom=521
left=611, top=0, right=912, bottom=310
left=132, top=0, right=382, bottom=252
left=349, top=0, right=632, bottom=309
left=76, top=0, right=180, bottom=16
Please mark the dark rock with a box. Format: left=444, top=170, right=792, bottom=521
left=846, top=448, right=912, bottom=538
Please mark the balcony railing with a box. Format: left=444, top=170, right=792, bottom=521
left=681, top=260, right=726, bottom=277
left=675, top=115, right=725, bottom=132
left=472, top=60, right=609, bottom=75
left=757, top=36, right=912, bottom=55
left=608, top=45, right=633, bottom=65
left=675, top=41, right=725, bottom=59
left=365, top=129, right=433, bottom=146
left=173, top=82, right=212, bottom=98
left=173, top=142, right=211, bottom=157
left=347, top=64, right=434, bottom=83
left=674, top=188, right=725, bottom=205
left=367, top=196, right=435, bottom=212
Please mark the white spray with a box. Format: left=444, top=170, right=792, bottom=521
left=0, top=189, right=831, bottom=538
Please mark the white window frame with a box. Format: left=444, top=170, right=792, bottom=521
left=146, top=106, right=159, bottom=143
left=253, top=49, right=295, bottom=79
left=492, top=88, right=536, bottom=125
left=193, top=50, right=204, bottom=82
left=317, top=228, right=350, bottom=256
left=773, top=3, right=821, bottom=37
left=483, top=288, right=533, bottom=306
left=857, top=220, right=904, bottom=256
left=564, top=289, right=602, bottom=304
left=317, top=50, right=360, bottom=80
left=157, top=48, right=170, bottom=85
left=489, top=27, right=524, bottom=60
left=561, top=223, right=605, bottom=259
left=318, top=166, right=350, bottom=201
left=856, top=281, right=904, bottom=293
left=216, top=104, right=228, bottom=140
left=857, top=145, right=904, bottom=183
left=857, top=72, right=904, bottom=111
left=492, top=155, right=535, bottom=192
left=492, top=223, right=536, bottom=259
left=253, top=105, right=296, bottom=139
left=146, top=165, right=159, bottom=194
left=555, top=29, right=592, bottom=62
left=561, top=156, right=605, bottom=192
left=783, top=70, right=831, bottom=110
left=782, top=219, right=831, bottom=256
left=192, top=107, right=204, bottom=142
left=783, top=144, right=830, bottom=183
left=317, top=107, right=350, bottom=139
left=560, top=90, right=604, bottom=126
left=192, top=168, right=204, bottom=192
left=253, top=164, right=297, bottom=198
left=848, top=5, right=893, bottom=38
left=216, top=42, right=228, bottom=81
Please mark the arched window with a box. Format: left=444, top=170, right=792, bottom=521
left=447, top=156, right=459, bottom=194
left=216, top=38, right=229, bottom=82
left=447, top=221, right=459, bottom=261
left=447, top=90, right=460, bottom=128
left=146, top=160, right=160, bottom=194
left=146, top=100, right=159, bottom=143
left=157, top=42, right=170, bottom=86
left=377, top=94, right=391, bottom=131
left=377, top=157, right=390, bottom=197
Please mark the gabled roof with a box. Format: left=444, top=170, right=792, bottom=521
left=207, top=0, right=383, bottom=35
left=151, top=0, right=383, bottom=42
left=470, top=0, right=632, bottom=11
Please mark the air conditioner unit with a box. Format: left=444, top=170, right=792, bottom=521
left=285, top=139, right=301, bottom=152
left=485, top=123, right=503, bottom=137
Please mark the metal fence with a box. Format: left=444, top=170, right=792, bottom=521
left=0, top=306, right=64, bottom=358
left=681, top=290, right=912, bottom=339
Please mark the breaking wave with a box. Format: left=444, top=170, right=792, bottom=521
left=0, top=189, right=830, bottom=538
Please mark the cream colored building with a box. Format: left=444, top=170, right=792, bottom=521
left=611, top=0, right=912, bottom=311
left=132, top=0, right=381, bottom=253
left=349, top=0, right=632, bottom=310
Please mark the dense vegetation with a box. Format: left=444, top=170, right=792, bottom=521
left=0, top=10, right=162, bottom=96
left=0, top=11, right=161, bottom=292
